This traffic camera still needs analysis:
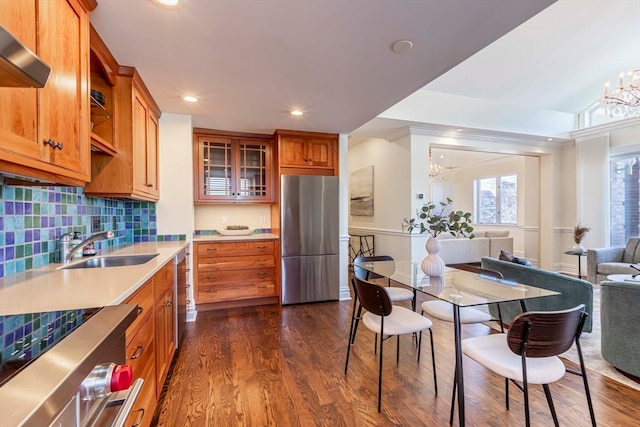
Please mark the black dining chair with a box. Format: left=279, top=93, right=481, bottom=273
left=458, top=304, right=596, bottom=427
left=345, top=276, right=437, bottom=412
left=349, top=256, right=417, bottom=349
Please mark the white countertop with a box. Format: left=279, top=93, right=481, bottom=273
left=0, top=241, right=189, bottom=315
left=193, top=233, right=279, bottom=242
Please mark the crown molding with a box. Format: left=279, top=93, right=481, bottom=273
left=570, top=117, right=640, bottom=139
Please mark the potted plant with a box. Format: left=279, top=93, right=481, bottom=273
left=403, top=198, right=475, bottom=276
left=572, top=223, right=590, bottom=254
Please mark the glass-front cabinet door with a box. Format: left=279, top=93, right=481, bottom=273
left=194, top=130, right=273, bottom=203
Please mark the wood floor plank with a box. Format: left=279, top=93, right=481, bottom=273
left=155, top=296, right=640, bottom=426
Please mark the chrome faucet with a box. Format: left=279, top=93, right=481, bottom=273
left=63, top=230, right=114, bottom=263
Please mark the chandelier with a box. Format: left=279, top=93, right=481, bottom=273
left=600, top=69, right=640, bottom=118
left=428, top=148, right=443, bottom=181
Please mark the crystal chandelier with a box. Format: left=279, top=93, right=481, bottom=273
left=428, top=148, right=443, bottom=181
left=600, top=69, right=640, bottom=118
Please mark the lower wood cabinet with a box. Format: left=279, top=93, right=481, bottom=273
left=194, top=239, right=279, bottom=310
left=121, top=258, right=177, bottom=427
left=154, top=261, right=176, bottom=391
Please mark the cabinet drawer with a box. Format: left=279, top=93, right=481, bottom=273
left=125, top=314, right=155, bottom=374
left=124, top=278, right=154, bottom=341
left=154, top=260, right=175, bottom=301
left=126, top=352, right=157, bottom=427
left=196, top=241, right=275, bottom=257
left=197, top=282, right=276, bottom=303
left=197, top=254, right=275, bottom=271
left=197, top=267, right=274, bottom=286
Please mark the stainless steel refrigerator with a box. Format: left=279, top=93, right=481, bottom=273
left=281, top=175, right=339, bottom=305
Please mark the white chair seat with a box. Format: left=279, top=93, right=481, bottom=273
left=421, top=300, right=492, bottom=324
left=462, top=333, right=566, bottom=384
left=385, top=286, right=414, bottom=303
left=363, top=306, right=433, bottom=336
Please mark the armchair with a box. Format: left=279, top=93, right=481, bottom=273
left=586, top=237, right=640, bottom=284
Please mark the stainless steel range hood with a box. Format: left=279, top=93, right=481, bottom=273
left=0, top=25, right=50, bottom=88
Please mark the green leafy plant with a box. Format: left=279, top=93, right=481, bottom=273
left=402, top=198, right=475, bottom=238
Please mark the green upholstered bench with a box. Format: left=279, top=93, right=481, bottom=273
left=480, top=257, right=594, bottom=332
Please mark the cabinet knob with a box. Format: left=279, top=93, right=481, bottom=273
left=257, top=272, right=267, bottom=276
left=147, top=183, right=154, bottom=188
left=44, top=138, right=63, bottom=150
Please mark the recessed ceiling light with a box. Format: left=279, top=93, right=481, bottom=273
left=182, top=95, right=199, bottom=103
left=290, top=110, right=304, bottom=116
left=150, top=0, right=184, bottom=10
left=457, top=128, right=463, bottom=132
left=548, top=138, right=553, bottom=141
left=391, top=40, right=413, bottom=53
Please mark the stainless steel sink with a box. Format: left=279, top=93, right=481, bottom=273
left=60, top=253, right=159, bottom=269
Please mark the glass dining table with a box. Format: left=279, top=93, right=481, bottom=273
left=353, top=260, right=559, bottom=427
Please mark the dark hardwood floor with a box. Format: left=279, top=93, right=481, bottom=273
left=154, top=292, right=640, bottom=426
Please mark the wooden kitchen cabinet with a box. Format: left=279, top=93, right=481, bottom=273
left=193, top=128, right=274, bottom=204
left=154, top=260, right=175, bottom=390
left=0, top=0, right=93, bottom=186
left=194, top=240, right=279, bottom=310
left=85, top=67, right=160, bottom=201
left=275, top=129, right=338, bottom=176
left=120, top=258, right=177, bottom=427
left=123, top=277, right=157, bottom=427
left=88, top=25, right=117, bottom=156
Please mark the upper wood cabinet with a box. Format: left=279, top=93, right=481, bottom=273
left=89, top=25, right=117, bottom=155
left=85, top=67, right=161, bottom=201
left=275, top=129, right=338, bottom=176
left=193, top=128, right=274, bottom=204
left=0, top=0, right=93, bottom=186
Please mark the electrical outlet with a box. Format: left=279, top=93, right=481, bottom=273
left=260, top=215, right=266, bottom=224
left=221, top=216, right=228, bottom=224
left=91, top=216, right=101, bottom=233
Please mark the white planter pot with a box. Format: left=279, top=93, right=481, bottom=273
left=421, top=236, right=446, bottom=276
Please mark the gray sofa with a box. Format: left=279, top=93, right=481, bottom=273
left=600, top=279, right=640, bottom=377
left=587, top=237, right=640, bottom=284
left=481, top=257, right=593, bottom=332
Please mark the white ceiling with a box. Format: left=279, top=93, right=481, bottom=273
left=90, top=0, right=640, bottom=147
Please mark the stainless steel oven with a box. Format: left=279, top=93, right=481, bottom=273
left=0, top=304, right=139, bottom=426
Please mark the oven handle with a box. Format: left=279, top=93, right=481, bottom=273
left=111, top=378, right=144, bottom=427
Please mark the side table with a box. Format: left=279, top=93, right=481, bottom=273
left=563, top=249, right=586, bottom=279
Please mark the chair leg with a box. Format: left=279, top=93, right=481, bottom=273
left=350, top=304, right=363, bottom=345
left=345, top=300, right=358, bottom=374
left=522, top=357, right=531, bottom=427
left=377, top=329, right=384, bottom=412
left=396, top=335, right=400, bottom=364
left=429, top=329, right=437, bottom=395
left=576, top=340, right=597, bottom=426
left=505, top=378, right=510, bottom=410
left=543, top=384, right=559, bottom=427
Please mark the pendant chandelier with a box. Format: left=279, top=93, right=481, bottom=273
left=429, top=148, right=443, bottom=181
left=600, top=69, right=640, bottom=118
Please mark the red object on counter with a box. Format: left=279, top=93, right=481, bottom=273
left=110, top=364, right=133, bottom=392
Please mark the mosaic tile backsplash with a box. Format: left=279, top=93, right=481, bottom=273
left=0, top=308, right=97, bottom=384
left=0, top=184, right=184, bottom=279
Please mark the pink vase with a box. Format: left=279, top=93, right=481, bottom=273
left=421, top=236, right=446, bottom=276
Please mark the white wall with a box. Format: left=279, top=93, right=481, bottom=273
left=194, top=205, right=271, bottom=230
left=157, top=113, right=194, bottom=236
left=157, top=113, right=196, bottom=319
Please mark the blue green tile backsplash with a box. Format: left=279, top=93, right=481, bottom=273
left=0, top=184, right=183, bottom=279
